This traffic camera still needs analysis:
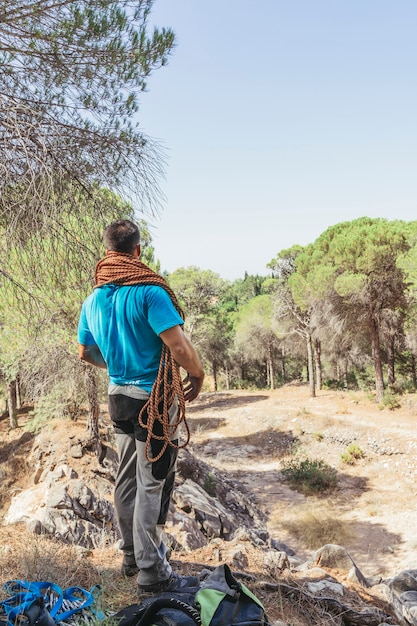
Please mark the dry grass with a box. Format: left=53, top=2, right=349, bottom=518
left=1, top=524, right=383, bottom=626
left=256, top=585, right=342, bottom=626
left=1, top=387, right=412, bottom=626
left=278, top=503, right=355, bottom=550
left=0, top=525, right=135, bottom=613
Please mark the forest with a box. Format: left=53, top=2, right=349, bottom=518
left=1, top=2, right=417, bottom=441
left=3, top=212, right=417, bottom=441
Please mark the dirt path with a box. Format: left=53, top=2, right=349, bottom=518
left=2, top=385, right=417, bottom=581
left=187, top=386, right=417, bottom=579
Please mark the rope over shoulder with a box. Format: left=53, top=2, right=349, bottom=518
left=94, top=251, right=190, bottom=463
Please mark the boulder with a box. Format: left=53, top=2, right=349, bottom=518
left=172, top=479, right=236, bottom=539
left=301, top=544, right=369, bottom=587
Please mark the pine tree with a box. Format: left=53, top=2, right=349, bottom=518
left=0, top=1, right=175, bottom=237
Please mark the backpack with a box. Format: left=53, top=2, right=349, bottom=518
left=113, top=563, right=271, bottom=626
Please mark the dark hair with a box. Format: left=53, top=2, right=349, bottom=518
left=103, top=219, right=140, bottom=253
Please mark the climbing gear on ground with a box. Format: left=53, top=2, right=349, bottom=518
left=0, top=580, right=104, bottom=626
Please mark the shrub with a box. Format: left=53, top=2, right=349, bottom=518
left=322, top=379, right=345, bottom=390
left=341, top=443, right=364, bottom=465
left=26, top=386, right=79, bottom=433
left=281, top=457, right=338, bottom=495
left=203, top=472, right=217, bottom=496
left=312, top=431, right=324, bottom=442
left=378, top=390, right=401, bottom=411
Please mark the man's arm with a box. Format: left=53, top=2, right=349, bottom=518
left=78, top=344, right=107, bottom=369
left=159, top=325, right=204, bottom=402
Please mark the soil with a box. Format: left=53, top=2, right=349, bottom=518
left=1, top=384, right=417, bottom=584
left=185, top=385, right=417, bottom=580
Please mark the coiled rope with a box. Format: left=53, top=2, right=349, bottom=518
left=94, top=251, right=190, bottom=462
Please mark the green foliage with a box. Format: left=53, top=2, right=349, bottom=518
left=0, top=0, right=175, bottom=223
left=322, top=379, right=346, bottom=390
left=234, top=296, right=280, bottom=353
left=221, top=273, right=270, bottom=312
left=378, top=390, right=401, bottom=411
left=340, top=444, right=364, bottom=465
left=0, top=193, right=141, bottom=424
left=167, top=266, right=227, bottom=335
left=386, top=219, right=417, bottom=271
left=194, top=308, right=234, bottom=386
left=203, top=472, right=217, bottom=496
left=312, top=432, right=324, bottom=442
left=281, top=457, right=338, bottom=495
left=267, top=244, right=305, bottom=280
left=353, top=367, right=376, bottom=392
left=228, top=378, right=260, bottom=391
left=289, top=217, right=413, bottom=309
left=26, top=391, right=75, bottom=433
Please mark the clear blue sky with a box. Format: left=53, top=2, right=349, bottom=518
left=138, top=0, right=417, bottom=281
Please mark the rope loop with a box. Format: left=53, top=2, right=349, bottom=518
left=138, top=344, right=191, bottom=463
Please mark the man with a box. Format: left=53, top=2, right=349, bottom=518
left=77, top=219, right=205, bottom=594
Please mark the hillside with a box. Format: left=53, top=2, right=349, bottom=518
left=1, top=385, right=417, bottom=625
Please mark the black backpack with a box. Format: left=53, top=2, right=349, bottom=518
left=113, top=564, right=270, bottom=626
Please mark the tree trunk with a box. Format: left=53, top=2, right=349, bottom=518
left=7, top=380, right=18, bottom=429
left=268, top=348, right=275, bottom=390
left=314, top=339, right=322, bottom=391
left=16, top=376, right=21, bottom=409
left=411, top=354, right=417, bottom=388
left=369, top=316, right=384, bottom=402
left=306, top=334, right=315, bottom=398
left=84, top=365, right=102, bottom=459
left=387, top=336, right=395, bottom=387
left=212, top=362, right=218, bottom=392
left=281, top=347, right=286, bottom=383
left=224, top=365, right=230, bottom=390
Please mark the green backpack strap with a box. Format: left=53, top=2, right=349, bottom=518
left=195, top=564, right=269, bottom=626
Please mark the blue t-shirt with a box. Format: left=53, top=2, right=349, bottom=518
left=77, top=284, right=183, bottom=392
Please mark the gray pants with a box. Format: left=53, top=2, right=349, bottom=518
left=109, top=385, right=178, bottom=586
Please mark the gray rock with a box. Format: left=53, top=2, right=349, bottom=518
left=269, top=537, right=296, bottom=556
left=70, top=444, right=83, bottom=458
left=306, top=580, right=344, bottom=596
left=264, top=550, right=290, bottom=572
left=305, top=544, right=369, bottom=587
left=168, top=511, right=207, bottom=551
left=388, top=570, right=417, bottom=626
left=231, top=549, right=249, bottom=570
left=173, top=479, right=235, bottom=539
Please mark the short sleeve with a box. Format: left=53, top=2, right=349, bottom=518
left=77, top=300, right=96, bottom=345
left=144, top=286, right=184, bottom=336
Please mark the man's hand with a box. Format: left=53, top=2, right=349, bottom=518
left=159, top=325, right=205, bottom=401
left=182, top=373, right=205, bottom=402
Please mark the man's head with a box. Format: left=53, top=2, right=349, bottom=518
left=103, top=219, right=140, bottom=255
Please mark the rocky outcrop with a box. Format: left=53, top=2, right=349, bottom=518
left=5, top=472, right=118, bottom=548
left=3, top=428, right=417, bottom=625
left=387, top=570, right=417, bottom=626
